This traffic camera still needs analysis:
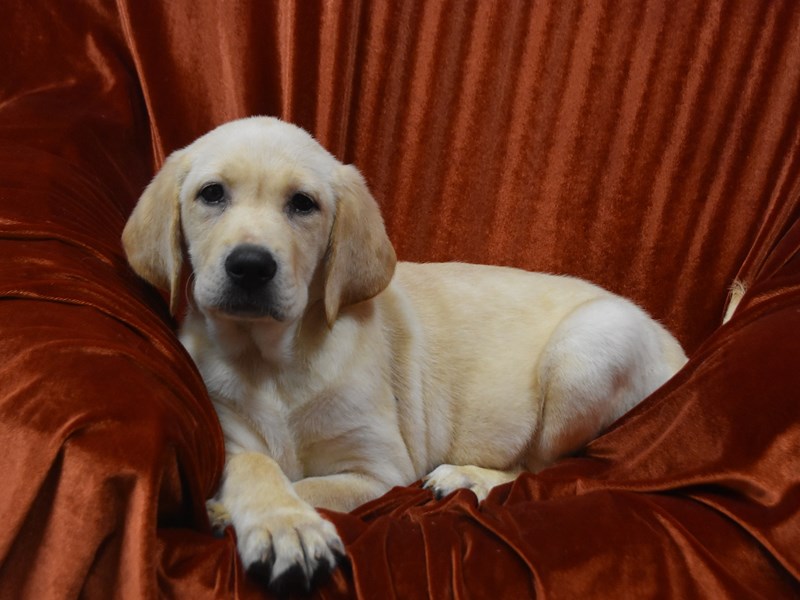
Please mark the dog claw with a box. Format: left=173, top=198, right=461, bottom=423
left=269, top=563, right=312, bottom=596
left=248, top=549, right=343, bottom=596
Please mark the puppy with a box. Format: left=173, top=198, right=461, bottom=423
left=122, top=117, right=687, bottom=593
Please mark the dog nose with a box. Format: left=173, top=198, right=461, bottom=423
left=225, top=245, right=277, bottom=290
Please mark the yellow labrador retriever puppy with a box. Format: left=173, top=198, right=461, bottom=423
left=123, top=117, right=687, bottom=592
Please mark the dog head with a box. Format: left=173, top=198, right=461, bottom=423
left=122, top=117, right=396, bottom=326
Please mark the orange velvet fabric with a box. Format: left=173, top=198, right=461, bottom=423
left=1, top=1, right=799, bottom=598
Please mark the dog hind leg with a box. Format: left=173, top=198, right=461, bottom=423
left=528, top=296, right=675, bottom=471
left=423, top=297, right=679, bottom=503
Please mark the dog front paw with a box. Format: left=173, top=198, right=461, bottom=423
left=206, top=499, right=232, bottom=537
left=235, top=505, right=346, bottom=594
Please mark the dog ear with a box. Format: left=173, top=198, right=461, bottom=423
left=122, top=150, right=187, bottom=315
left=324, top=164, right=397, bottom=325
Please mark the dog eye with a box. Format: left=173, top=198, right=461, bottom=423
left=197, top=183, right=226, bottom=206
left=287, top=192, right=319, bottom=214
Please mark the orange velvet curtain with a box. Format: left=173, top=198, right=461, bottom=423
left=118, top=0, right=800, bottom=353
left=2, top=1, right=800, bottom=598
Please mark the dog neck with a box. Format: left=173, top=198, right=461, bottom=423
left=189, top=310, right=299, bottom=372
left=248, top=319, right=301, bottom=369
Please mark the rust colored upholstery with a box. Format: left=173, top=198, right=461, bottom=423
left=1, top=1, right=799, bottom=597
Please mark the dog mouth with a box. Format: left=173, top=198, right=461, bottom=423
left=209, top=292, right=287, bottom=322
left=198, top=286, right=287, bottom=322
left=191, top=270, right=293, bottom=322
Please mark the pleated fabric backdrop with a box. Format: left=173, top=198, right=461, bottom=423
left=1, top=1, right=800, bottom=598
left=119, top=0, right=800, bottom=352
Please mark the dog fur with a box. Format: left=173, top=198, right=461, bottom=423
left=122, top=116, right=687, bottom=592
